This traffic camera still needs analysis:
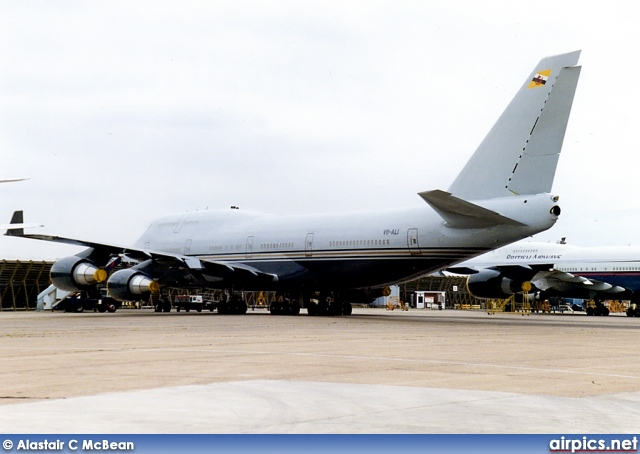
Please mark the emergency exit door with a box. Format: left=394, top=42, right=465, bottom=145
left=305, top=233, right=314, bottom=257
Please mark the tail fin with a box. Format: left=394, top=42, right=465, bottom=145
left=447, top=51, right=581, bottom=201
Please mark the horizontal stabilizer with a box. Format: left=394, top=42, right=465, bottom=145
left=418, top=190, right=525, bottom=229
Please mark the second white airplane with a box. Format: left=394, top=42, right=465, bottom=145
left=8, top=51, right=582, bottom=315
left=446, top=240, right=640, bottom=316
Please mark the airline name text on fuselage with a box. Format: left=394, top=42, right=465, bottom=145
left=506, top=254, right=562, bottom=260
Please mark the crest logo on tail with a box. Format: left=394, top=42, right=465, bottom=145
left=528, top=69, right=551, bottom=88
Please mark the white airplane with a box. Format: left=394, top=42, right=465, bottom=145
left=6, top=51, right=582, bottom=315
left=446, top=240, right=640, bottom=316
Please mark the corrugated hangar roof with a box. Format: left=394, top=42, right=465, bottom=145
left=0, top=260, right=53, bottom=310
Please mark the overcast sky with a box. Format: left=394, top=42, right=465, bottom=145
left=2, top=1, right=640, bottom=260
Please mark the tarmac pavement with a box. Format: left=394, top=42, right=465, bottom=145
left=1, top=308, right=638, bottom=433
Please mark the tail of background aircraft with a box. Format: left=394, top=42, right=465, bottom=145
left=2, top=210, right=43, bottom=234
left=448, top=51, right=581, bottom=201
left=5, top=210, right=26, bottom=236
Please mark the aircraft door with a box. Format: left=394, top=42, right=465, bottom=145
left=246, top=236, right=254, bottom=259
left=184, top=239, right=192, bottom=255
left=407, top=228, right=421, bottom=255
left=305, top=233, right=314, bottom=257
left=174, top=215, right=187, bottom=233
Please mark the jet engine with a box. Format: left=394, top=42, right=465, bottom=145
left=50, top=256, right=108, bottom=292
left=466, top=269, right=525, bottom=299
left=107, top=268, right=160, bottom=302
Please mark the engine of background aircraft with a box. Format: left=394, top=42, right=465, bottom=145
left=466, top=269, right=526, bottom=299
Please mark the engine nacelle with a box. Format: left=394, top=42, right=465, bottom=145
left=467, top=269, right=523, bottom=299
left=51, top=256, right=108, bottom=292
left=107, top=268, right=160, bottom=302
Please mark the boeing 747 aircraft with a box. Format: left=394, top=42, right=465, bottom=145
left=6, top=51, right=582, bottom=315
left=446, top=241, right=640, bottom=316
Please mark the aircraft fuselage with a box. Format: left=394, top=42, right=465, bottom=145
left=134, top=193, right=560, bottom=290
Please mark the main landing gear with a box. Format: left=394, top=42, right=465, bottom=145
left=305, top=292, right=353, bottom=316
left=217, top=293, right=248, bottom=315
left=266, top=292, right=353, bottom=316
left=585, top=299, right=610, bottom=316
left=269, top=297, right=301, bottom=316
left=154, top=299, right=172, bottom=312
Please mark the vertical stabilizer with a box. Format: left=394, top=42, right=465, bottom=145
left=447, top=51, right=581, bottom=200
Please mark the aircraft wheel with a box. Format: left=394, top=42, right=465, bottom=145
left=325, top=302, right=341, bottom=316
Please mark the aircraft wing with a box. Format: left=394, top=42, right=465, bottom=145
left=487, top=264, right=627, bottom=294
left=7, top=231, right=278, bottom=287
left=455, top=263, right=627, bottom=299
left=448, top=264, right=549, bottom=277
left=530, top=269, right=625, bottom=294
